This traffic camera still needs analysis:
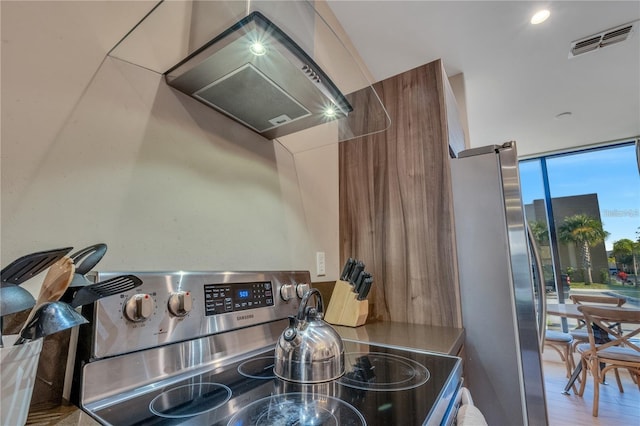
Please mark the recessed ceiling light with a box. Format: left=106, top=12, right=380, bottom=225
left=249, top=41, right=267, bottom=56
left=324, top=106, right=337, bottom=118
left=554, top=112, right=572, bottom=120
left=531, top=10, right=550, bottom=25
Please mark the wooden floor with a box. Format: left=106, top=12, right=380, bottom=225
left=543, top=351, right=640, bottom=425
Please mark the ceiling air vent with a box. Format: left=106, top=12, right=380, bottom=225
left=569, top=20, right=638, bottom=58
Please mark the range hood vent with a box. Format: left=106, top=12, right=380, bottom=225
left=165, top=11, right=352, bottom=140
left=569, top=21, right=638, bottom=58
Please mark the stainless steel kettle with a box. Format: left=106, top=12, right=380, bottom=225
left=274, top=288, right=345, bottom=383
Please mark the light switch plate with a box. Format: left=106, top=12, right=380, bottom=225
left=316, top=251, right=326, bottom=276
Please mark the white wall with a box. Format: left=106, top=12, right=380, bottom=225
left=1, top=1, right=344, bottom=296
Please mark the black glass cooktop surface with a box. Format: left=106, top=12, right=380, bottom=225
left=86, top=341, right=461, bottom=426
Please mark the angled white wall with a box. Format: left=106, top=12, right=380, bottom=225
left=1, top=1, right=347, bottom=295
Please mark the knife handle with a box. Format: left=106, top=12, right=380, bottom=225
left=340, top=258, right=355, bottom=281
left=357, top=280, right=370, bottom=300
left=349, top=260, right=365, bottom=284
left=354, top=270, right=366, bottom=293
left=358, top=276, right=373, bottom=300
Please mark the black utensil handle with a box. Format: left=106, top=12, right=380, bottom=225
left=354, top=270, right=366, bottom=293
left=60, top=287, right=77, bottom=304
left=358, top=277, right=373, bottom=300
left=349, top=261, right=365, bottom=284
left=340, top=258, right=354, bottom=281
left=71, top=244, right=107, bottom=275
left=69, top=274, right=143, bottom=308
left=1, top=247, right=73, bottom=285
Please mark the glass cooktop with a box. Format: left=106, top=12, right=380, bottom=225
left=85, top=341, right=461, bottom=426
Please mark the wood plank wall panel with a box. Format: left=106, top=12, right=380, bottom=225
left=339, top=60, right=461, bottom=327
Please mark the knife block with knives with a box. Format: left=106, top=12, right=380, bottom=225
left=324, top=259, right=373, bottom=327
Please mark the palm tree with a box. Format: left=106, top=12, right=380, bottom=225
left=557, top=214, right=608, bottom=284
left=613, top=239, right=634, bottom=271
left=528, top=220, right=549, bottom=245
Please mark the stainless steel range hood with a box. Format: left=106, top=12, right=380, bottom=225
left=165, top=11, right=352, bottom=140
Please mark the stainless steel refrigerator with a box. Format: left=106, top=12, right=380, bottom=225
left=450, top=141, right=548, bottom=426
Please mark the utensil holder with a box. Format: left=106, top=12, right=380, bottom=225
left=324, top=280, right=368, bottom=327
left=29, top=329, right=72, bottom=409
left=1, top=335, right=44, bottom=426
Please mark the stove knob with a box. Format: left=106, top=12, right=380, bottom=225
left=168, top=291, right=192, bottom=317
left=280, top=284, right=295, bottom=301
left=296, top=283, right=311, bottom=299
left=123, top=293, right=153, bottom=322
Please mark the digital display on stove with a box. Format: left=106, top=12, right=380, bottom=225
left=203, top=281, right=273, bottom=316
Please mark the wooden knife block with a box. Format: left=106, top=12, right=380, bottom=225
left=324, top=280, right=368, bottom=327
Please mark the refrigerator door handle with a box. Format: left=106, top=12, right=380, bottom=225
left=527, top=225, right=547, bottom=349
left=635, top=138, right=639, bottom=174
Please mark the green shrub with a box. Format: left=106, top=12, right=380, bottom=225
left=599, top=268, right=609, bottom=284
left=566, top=266, right=574, bottom=279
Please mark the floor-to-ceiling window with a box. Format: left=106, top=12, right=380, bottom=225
left=519, top=140, right=640, bottom=306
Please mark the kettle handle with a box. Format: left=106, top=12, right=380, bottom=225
left=296, top=288, right=323, bottom=321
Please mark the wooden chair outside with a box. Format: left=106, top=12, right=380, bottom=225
left=570, top=294, right=627, bottom=307
left=544, top=330, right=577, bottom=392
left=569, top=295, right=626, bottom=353
left=576, top=305, right=640, bottom=417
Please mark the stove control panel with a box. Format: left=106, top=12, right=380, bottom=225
left=204, top=281, right=273, bottom=316
left=89, top=271, right=311, bottom=359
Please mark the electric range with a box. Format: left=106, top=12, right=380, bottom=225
left=72, top=271, right=462, bottom=425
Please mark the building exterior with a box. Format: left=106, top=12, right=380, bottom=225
left=525, top=194, right=608, bottom=283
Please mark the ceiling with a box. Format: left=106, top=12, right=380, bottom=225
left=5, top=1, right=635, bottom=159
left=325, top=1, right=640, bottom=157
